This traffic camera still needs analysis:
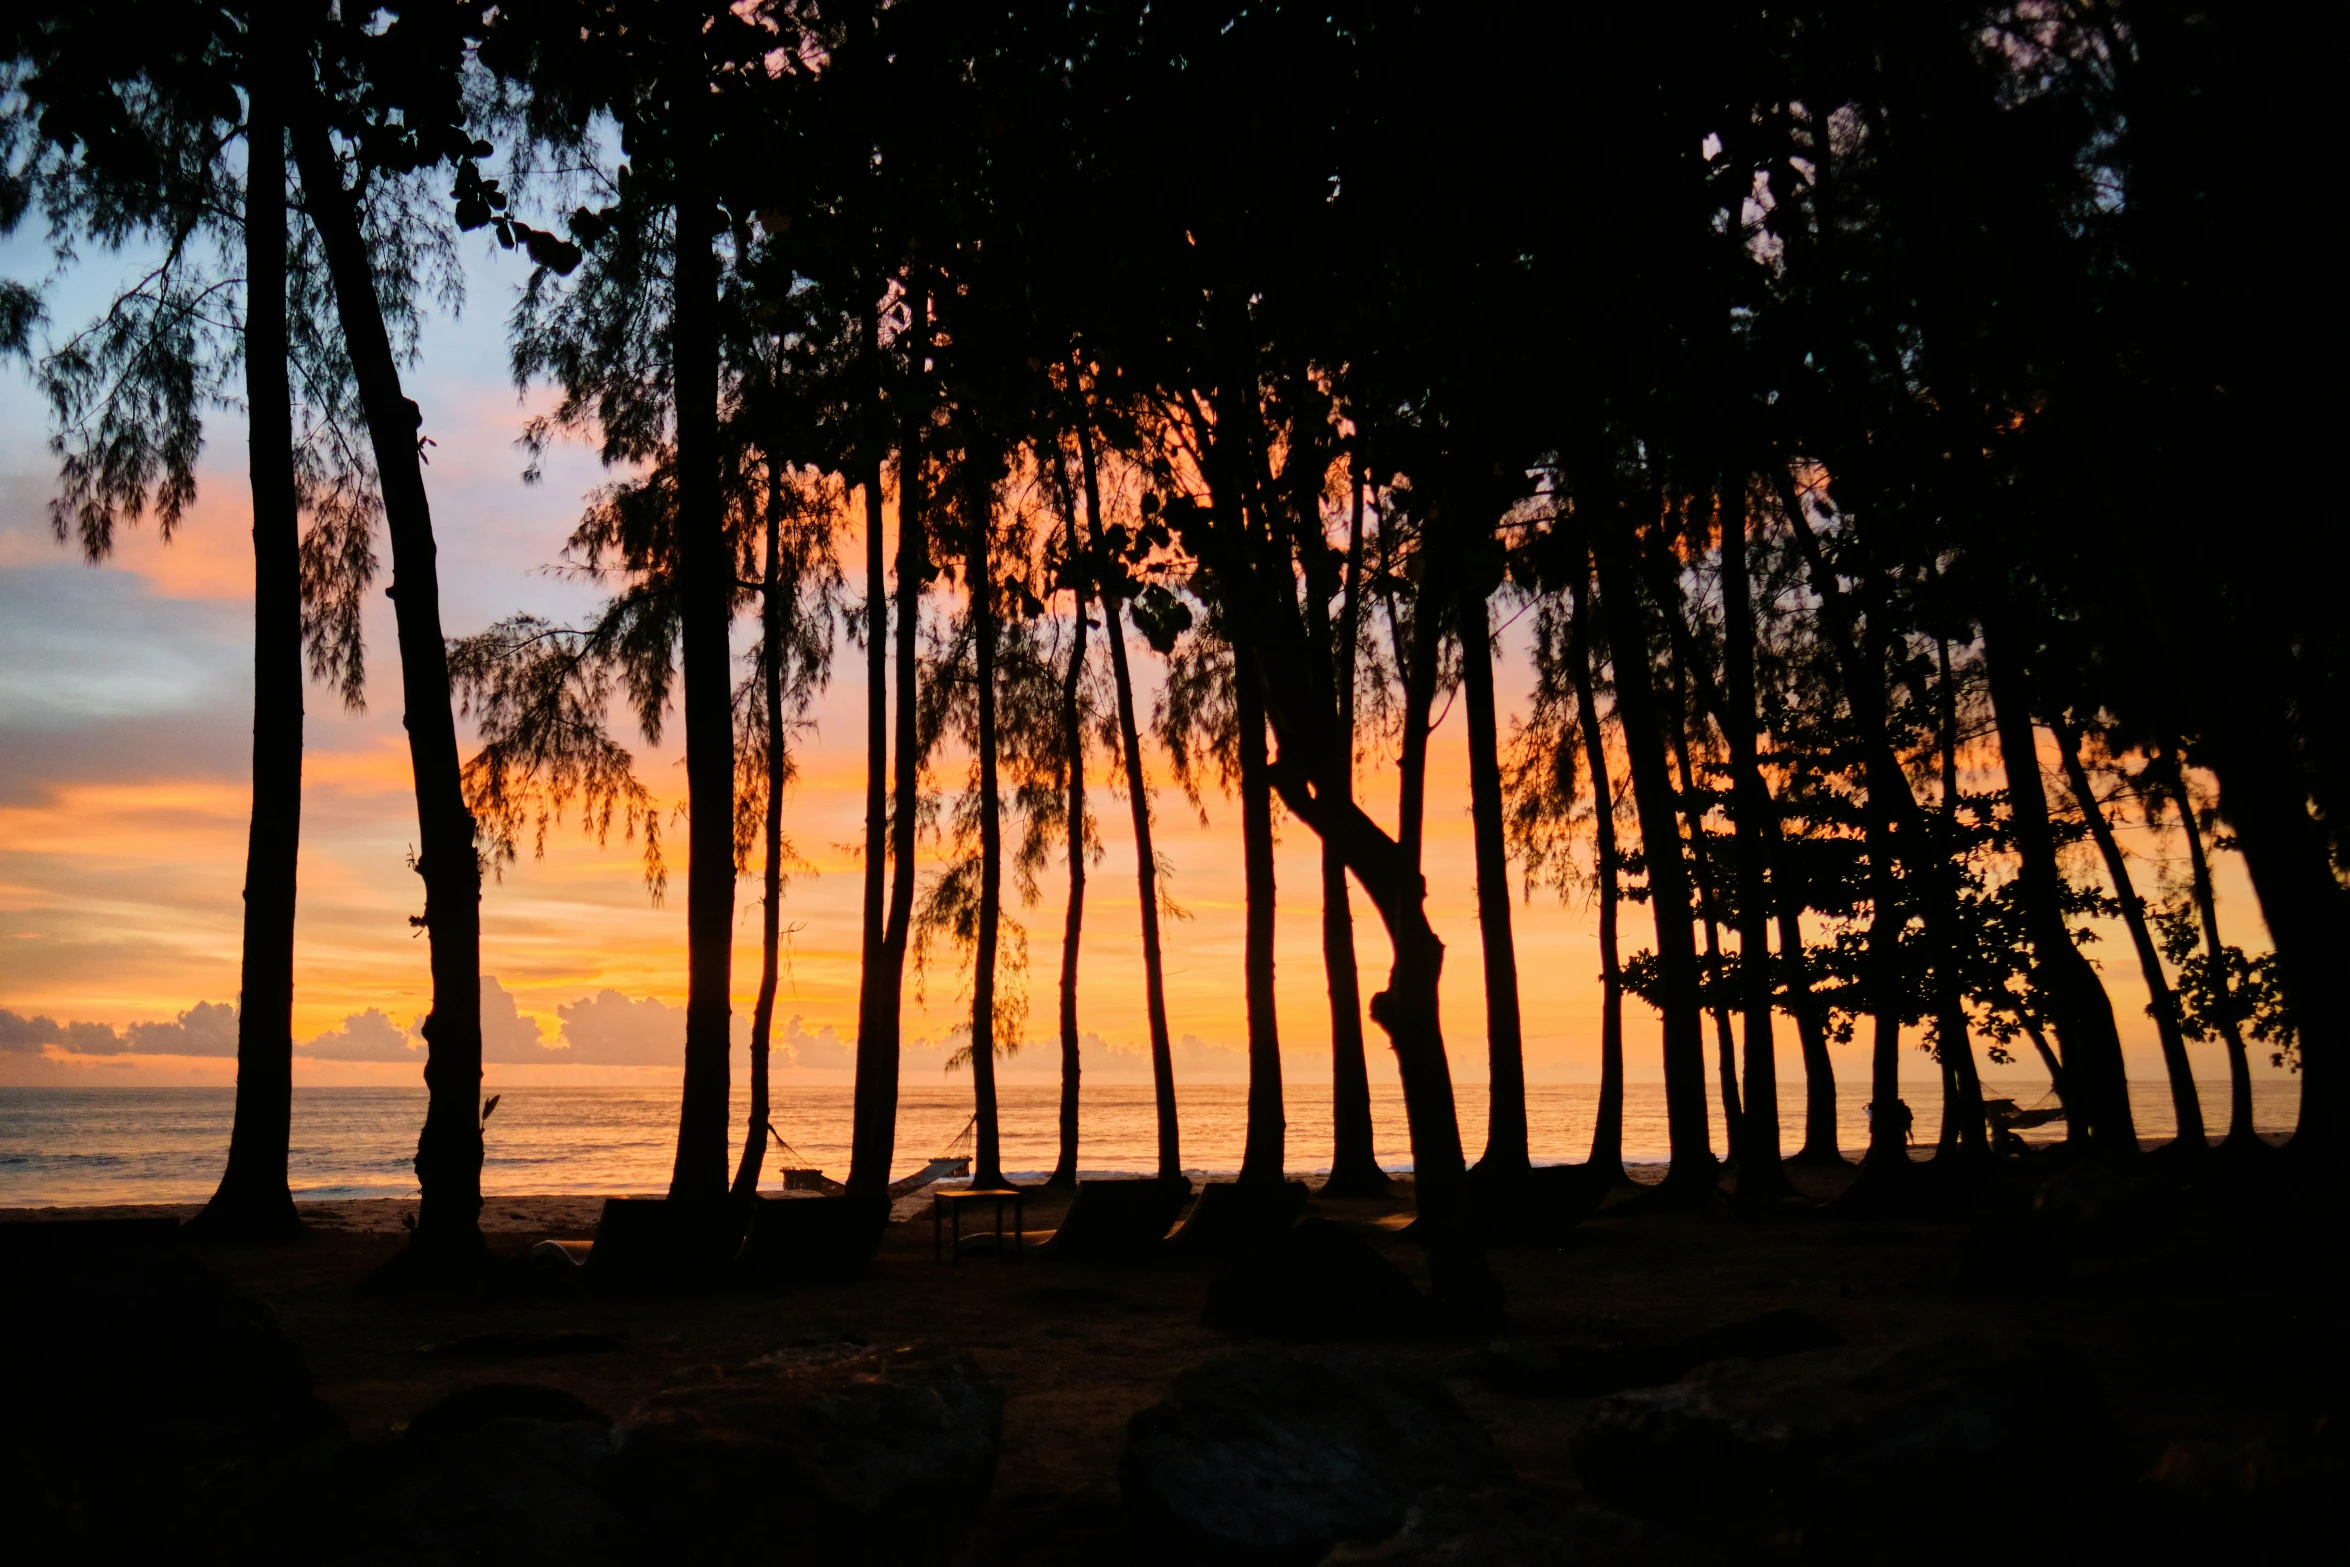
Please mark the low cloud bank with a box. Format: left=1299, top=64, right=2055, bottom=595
left=0, top=1001, right=237, bottom=1056
left=4, top=987, right=1257, bottom=1078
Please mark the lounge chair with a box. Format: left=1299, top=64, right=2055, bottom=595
left=735, top=1194, right=887, bottom=1285
left=577, top=1197, right=738, bottom=1287
left=1164, top=1179, right=1311, bottom=1259
left=1034, top=1176, right=1195, bottom=1262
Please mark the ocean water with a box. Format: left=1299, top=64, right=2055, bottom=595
left=0, top=1077, right=2302, bottom=1209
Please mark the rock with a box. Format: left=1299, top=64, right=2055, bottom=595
left=599, top=1349, right=1003, bottom=1562
left=1475, top=1308, right=1839, bottom=1396
left=1572, top=1337, right=2116, bottom=1561
left=1321, top=1486, right=1674, bottom=1566
left=373, top=1384, right=624, bottom=1565
left=1121, top=1349, right=1508, bottom=1564
left=1202, top=1220, right=1429, bottom=1341
left=0, top=1246, right=335, bottom=1558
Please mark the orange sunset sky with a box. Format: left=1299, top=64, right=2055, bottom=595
left=0, top=229, right=2256, bottom=1099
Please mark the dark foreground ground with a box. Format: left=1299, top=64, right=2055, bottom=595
left=5, top=1152, right=2343, bottom=1564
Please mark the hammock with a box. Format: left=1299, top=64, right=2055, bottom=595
left=765, top=1115, right=972, bottom=1200
left=1983, top=1097, right=2069, bottom=1131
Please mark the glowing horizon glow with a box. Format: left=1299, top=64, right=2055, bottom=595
left=0, top=230, right=2264, bottom=1105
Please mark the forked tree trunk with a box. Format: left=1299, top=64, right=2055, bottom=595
left=667, top=68, right=734, bottom=1207
left=1319, top=456, right=1385, bottom=1194
left=2169, top=762, right=2258, bottom=1147
left=1717, top=482, right=1791, bottom=1197
left=1568, top=569, right=1629, bottom=1185
left=732, top=474, right=789, bottom=1203
left=1981, top=615, right=2136, bottom=1153
left=1462, top=584, right=1530, bottom=1177
left=1237, top=658, right=1285, bottom=1184
left=1048, top=466, right=1090, bottom=1190
left=290, top=113, right=483, bottom=1258
left=969, top=491, right=1008, bottom=1192
left=197, top=50, right=302, bottom=1243
left=850, top=273, right=926, bottom=1197
left=1079, top=419, right=1181, bottom=1180
left=1587, top=515, right=1716, bottom=1189
left=848, top=296, right=897, bottom=1197
left=2057, top=722, right=2204, bottom=1150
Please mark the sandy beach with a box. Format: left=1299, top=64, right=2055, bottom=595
left=7, top=1156, right=2340, bottom=1562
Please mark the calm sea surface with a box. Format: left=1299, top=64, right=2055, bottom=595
left=0, top=1077, right=2301, bottom=1209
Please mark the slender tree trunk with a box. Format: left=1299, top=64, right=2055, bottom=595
left=848, top=296, right=897, bottom=1197
left=1860, top=763, right=1909, bottom=1169
left=1981, top=615, right=2136, bottom=1152
left=1048, top=463, right=1089, bottom=1190
left=197, top=53, right=302, bottom=1242
left=667, top=85, right=733, bottom=1207
left=1666, top=653, right=1745, bottom=1168
left=1236, top=655, right=1286, bottom=1183
left=290, top=114, right=482, bottom=1257
left=1366, top=574, right=1477, bottom=1273
left=851, top=273, right=926, bottom=1197
left=1779, top=896, right=1844, bottom=1164
left=1587, top=515, right=1716, bottom=1188
left=2169, top=762, right=2258, bottom=1147
left=1569, top=569, right=1629, bottom=1184
left=1320, top=460, right=1386, bottom=1194
left=969, top=493, right=1008, bottom=1191
left=2058, top=722, right=2204, bottom=1149
left=1717, top=482, right=1791, bottom=1196
left=1079, top=420, right=1180, bottom=1179
left=2022, top=1013, right=2079, bottom=1143
left=732, top=475, right=788, bottom=1203
left=1933, top=631, right=1989, bottom=1158
left=1462, top=585, right=1530, bottom=1176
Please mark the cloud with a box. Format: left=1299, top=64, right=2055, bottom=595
left=297, top=1008, right=417, bottom=1061
left=479, top=976, right=555, bottom=1062
left=0, top=1002, right=237, bottom=1056
left=551, top=988, right=684, bottom=1065
left=122, top=1000, right=237, bottom=1056
left=777, top=1014, right=854, bottom=1071
left=0, top=1009, right=61, bottom=1053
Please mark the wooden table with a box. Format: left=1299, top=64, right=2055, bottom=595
left=933, top=1187, right=1026, bottom=1264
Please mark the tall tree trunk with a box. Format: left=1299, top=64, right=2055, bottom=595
left=1717, top=482, right=1791, bottom=1197
left=1079, top=418, right=1180, bottom=1179
left=850, top=273, right=926, bottom=1197
left=1778, top=896, right=1844, bottom=1164
left=1587, top=516, right=1716, bottom=1189
left=2058, top=722, right=2204, bottom=1149
left=1980, top=614, right=2137, bottom=1153
left=1462, top=584, right=1530, bottom=1176
left=1048, top=462, right=1089, bottom=1190
left=1779, top=489, right=1978, bottom=1173
left=2169, top=761, right=2258, bottom=1147
left=848, top=295, right=897, bottom=1197
left=290, top=114, right=482, bottom=1258
left=1320, top=455, right=1386, bottom=1194
left=1859, top=701, right=1909, bottom=1171
left=1933, top=632, right=1989, bottom=1158
left=732, top=473, right=788, bottom=1203
left=969, top=493, right=1008, bottom=1191
left=1666, top=650, right=1745, bottom=1168
left=1367, top=573, right=1476, bottom=1275
left=668, top=78, right=732, bottom=1208
left=1569, top=568, right=1629, bottom=1185
left=1237, top=655, right=1286, bottom=1184
left=196, top=51, right=302, bottom=1243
